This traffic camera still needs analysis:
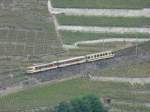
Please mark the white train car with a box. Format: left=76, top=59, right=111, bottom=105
left=26, top=51, right=114, bottom=74
left=86, top=51, right=114, bottom=62
left=26, top=61, right=58, bottom=74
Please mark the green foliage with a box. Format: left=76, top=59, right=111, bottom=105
left=54, top=102, right=72, bottom=112
left=54, top=95, right=107, bottom=112
left=57, top=15, right=150, bottom=27
left=51, top=0, right=150, bottom=9
left=60, top=31, right=150, bottom=44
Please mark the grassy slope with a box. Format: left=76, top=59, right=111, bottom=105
left=93, top=41, right=150, bottom=77
left=93, top=61, right=150, bottom=78
left=57, top=15, right=150, bottom=27
left=1, top=78, right=150, bottom=111
left=51, top=0, right=150, bottom=9
left=60, top=31, right=150, bottom=44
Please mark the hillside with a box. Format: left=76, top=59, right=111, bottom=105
left=0, top=0, right=62, bottom=57
left=0, top=0, right=150, bottom=112
left=0, top=41, right=150, bottom=112
left=0, top=0, right=63, bottom=93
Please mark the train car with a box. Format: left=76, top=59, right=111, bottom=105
left=86, top=51, right=114, bottom=62
left=26, top=61, right=58, bottom=74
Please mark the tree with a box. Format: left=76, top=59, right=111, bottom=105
left=54, top=102, right=72, bottom=112
left=53, top=95, right=108, bottom=112
left=84, top=95, right=107, bottom=112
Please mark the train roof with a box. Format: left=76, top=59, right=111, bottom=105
left=28, top=56, right=84, bottom=68
left=57, top=56, right=85, bottom=63
left=29, top=61, right=57, bottom=68
left=27, top=51, right=113, bottom=68
left=86, top=51, right=113, bottom=56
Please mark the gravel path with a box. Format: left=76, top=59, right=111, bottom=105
left=112, top=100, right=150, bottom=108
left=90, top=76, right=150, bottom=85
left=48, top=0, right=150, bottom=17
left=58, top=26, right=150, bottom=34
left=0, top=85, right=23, bottom=96
left=52, top=8, right=150, bottom=17
left=110, top=101, right=150, bottom=112
left=63, top=38, right=150, bottom=49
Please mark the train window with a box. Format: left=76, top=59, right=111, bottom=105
left=97, top=54, right=99, bottom=57
left=95, top=55, right=97, bottom=58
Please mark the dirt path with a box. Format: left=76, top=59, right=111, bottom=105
left=113, top=100, right=150, bottom=108
left=90, top=76, right=150, bottom=85
left=58, top=26, right=150, bottom=34
left=48, top=0, right=150, bottom=17
left=53, top=8, right=150, bottom=17
left=63, top=38, right=150, bottom=49
left=0, top=85, right=23, bottom=96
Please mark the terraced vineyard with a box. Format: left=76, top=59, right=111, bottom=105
left=0, top=0, right=63, bottom=93
left=0, top=0, right=62, bottom=57
left=50, top=0, right=150, bottom=49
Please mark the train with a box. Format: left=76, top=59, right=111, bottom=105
left=26, top=51, right=114, bottom=74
